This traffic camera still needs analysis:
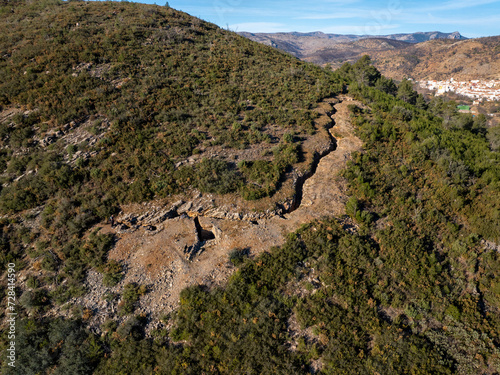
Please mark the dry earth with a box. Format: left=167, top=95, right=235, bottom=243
left=68, top=96, right=365, bottom=332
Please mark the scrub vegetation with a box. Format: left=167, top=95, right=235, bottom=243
left=1, top=1, right=500, bottom=374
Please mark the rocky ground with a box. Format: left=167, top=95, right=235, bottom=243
left=59, top=96, right=365, bottom=333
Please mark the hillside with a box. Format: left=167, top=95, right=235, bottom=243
left=0, top=0, right=344, bottom=213
left=371, top=36, right=500, bottom=81
left=299, top=36, right=500, bottom=82
left=0, top=0, right=346, bottom=368
left=303, top=38, right=413, bottom=65
left=2, top=1, right=500, bottom=375
left=240, top=31, right=500, bottom=82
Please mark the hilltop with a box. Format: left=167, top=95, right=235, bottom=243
left=303, top=37, right=413, bottom=65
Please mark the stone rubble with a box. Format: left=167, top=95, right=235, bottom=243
left=52, top=96, right=366, bottom=336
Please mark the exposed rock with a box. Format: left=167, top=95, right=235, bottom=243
left=52, top=95, right=364, bottom=336
left=118, top=223, right=130, bottom=231
left=40, top=134, right=57, bottom=147
left=150, top=209, right=178, bottom=223
left=211, top=225, right=222, bottom=244
left=177, top=201, right=192, bottom=214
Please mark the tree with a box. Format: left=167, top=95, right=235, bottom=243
left=352, top=55, right=381, bottom=87
left=375, top=76, right=398, bottom=96
left=397, top=79, right=417, bottom=105
left=415, top=94, right=428, bottom=110
left=487, top=126, right=500, bottom=151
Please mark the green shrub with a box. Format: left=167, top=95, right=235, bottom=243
left=228, top=248, right=249, bottom=266
left=118, top=283, right=147, bottom=316
left=102, top=260, right=124, bottom=287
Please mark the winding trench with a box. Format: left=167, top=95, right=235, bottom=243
left=115, top=96, right=362, bottom=236
left=96, top=96, right=365, bottom=325
left=289, top=113, right=338, bottom=212
left=282, top=96, right=363, bottom=225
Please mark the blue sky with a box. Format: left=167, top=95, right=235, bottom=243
left=132, top=0, right=500, bottom=37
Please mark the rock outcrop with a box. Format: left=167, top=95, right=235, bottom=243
left=67, top=96, right=366, bottom=334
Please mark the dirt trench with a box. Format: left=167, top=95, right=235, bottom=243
left=74, top=96, right=365, bottom=330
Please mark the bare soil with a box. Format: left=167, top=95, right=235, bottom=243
left=68, top=96, right=365, bottom=331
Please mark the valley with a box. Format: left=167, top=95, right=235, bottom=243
left=241, top=31, right=500, bottom=83
left=239, top=31, right=465, bottom=61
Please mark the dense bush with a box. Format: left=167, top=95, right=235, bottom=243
left=1, top=318, right=100, bottom=375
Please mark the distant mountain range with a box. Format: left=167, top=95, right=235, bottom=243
left=239, top=31, right=500, bottom=82
left=238, top=31, right=467, bottom=59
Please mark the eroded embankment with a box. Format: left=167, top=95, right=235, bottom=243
left=69, top=96, right=365, bottom=330
left=289, top=118, right=337, bottom=212
left=285, top=96, right=363, bottom=224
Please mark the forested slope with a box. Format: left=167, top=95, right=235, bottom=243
left=0, top=0, right=344, bottom=213
left=0, top=0, right=344, bottom=325
left=1, top=1, right=500, bottom=374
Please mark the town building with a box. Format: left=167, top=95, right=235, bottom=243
left=419, top=78, right=500, bottom=101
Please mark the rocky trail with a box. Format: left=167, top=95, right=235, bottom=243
left=72, top=96, right=365, bottom=332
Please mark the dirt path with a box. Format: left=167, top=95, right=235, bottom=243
left=75, top=96, right=365, bottom=330
left=284, top=96, right=363, bottom=225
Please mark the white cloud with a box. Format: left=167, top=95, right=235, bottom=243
left=322, top=0, right=360, bottom=3
left=397, top=12, right=500, bottom=26
left=320, top=23, right=400, bottom=35
left=423, top=0, right=500, bottom=11
left=228, top=22, right=288, bottom=33
left=295, top=11, right=367, bottom=20
left=167, top=0, right=500, bottom=37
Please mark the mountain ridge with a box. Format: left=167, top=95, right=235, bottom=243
left=238, top=30, right=467, bottom=58
left=240, top=30, right=500, bottom=82
left=307, top=36, right=500, bottom=82
left=370, top=36, right=500, bottom=81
